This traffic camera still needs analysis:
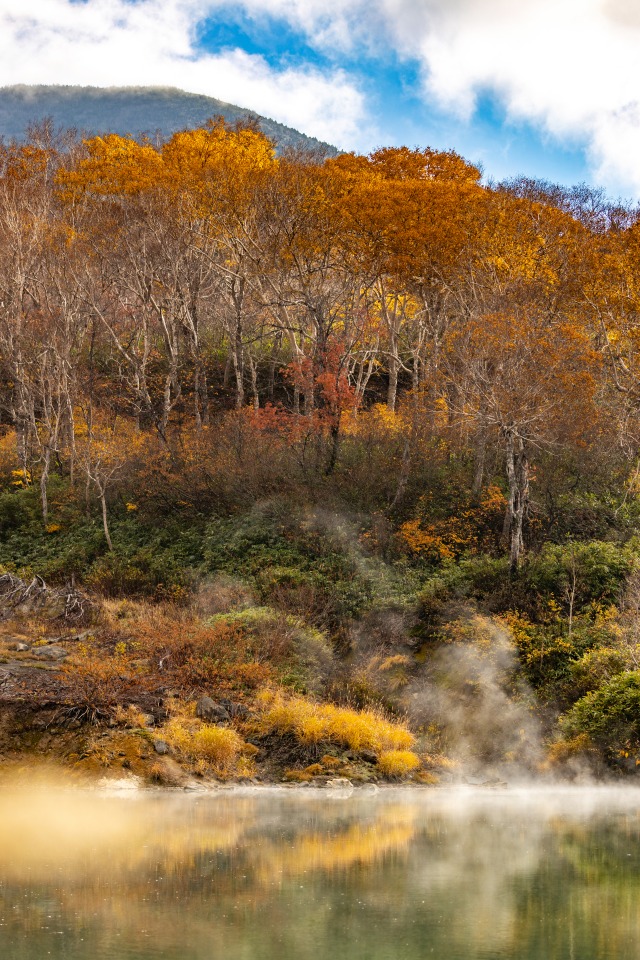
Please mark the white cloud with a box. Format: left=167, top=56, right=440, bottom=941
left=0, top=0, right=367, bottom=148
left=220, top=0, right=362, bottom=51
left=376, top=0, right=640, bottom=195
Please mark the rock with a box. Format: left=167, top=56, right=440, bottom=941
left=43, top=631, right=90, bottom=645
left=32, top=645, right=67, bottom=661
left=360, top=751, right=378, bottom=765
left=195, top=696, right=230, bottom=722
left=8, top=641, right=30, bottom=652
left=154, top=740, right=170, bottom=755
left=219, top=699, right=250, bottom=719
left=326, top=777, right=353, bottom=789
left=141, top=713, right=155, bottom=727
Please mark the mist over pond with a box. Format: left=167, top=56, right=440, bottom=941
left=1, top=784, right=640, bottom=960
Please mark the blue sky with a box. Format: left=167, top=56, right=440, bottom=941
left=195, top=6, right=593, bottom=188
left=1, top=1, right=638, bottom=197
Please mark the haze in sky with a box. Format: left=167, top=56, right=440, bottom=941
left=1, top=0, right=638, bottom=197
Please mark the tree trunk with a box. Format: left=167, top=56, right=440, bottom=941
left=325, top=415, right=341, bottom=476
left=99, top=487, right=113, bottom=551
left=504, top=428, right=529, bottom=573
left=472, top=434, right=486, bottom=496
left=387, top=354, right=399, bottom=411
left=233, top=325, right=245, bottom=408
left=193, top=356, right=202, bottom=429
left=267, top=358, right=276, bottom=402
left=248, top=354, right=260, bottom=410
left=390, top=435, right=412, bottom=510
left=40, top=447, right=50, bottom=522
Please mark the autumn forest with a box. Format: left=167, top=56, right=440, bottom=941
left=2, top=119, right=640, bottom=781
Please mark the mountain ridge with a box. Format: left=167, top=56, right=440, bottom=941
left=0, top=84, right=339, bottom=155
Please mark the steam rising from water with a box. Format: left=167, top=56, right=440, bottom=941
left=403, top=613, right=546, bottom=778
left=299, top=506, right=571, bottom=779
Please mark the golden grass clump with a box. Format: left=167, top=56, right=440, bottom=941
left=254, top=691, right=415, bottom=755
left=284, top=769, right=313, bottom=782
left=113, top=704, right=149, bottom=728
left=376, top=750, right=421, bottom=778
left=320, top=755, right=341, bottom=769
left=422, top=752, right=459, bottom=771
left=161, top=717, right=254, bottom=778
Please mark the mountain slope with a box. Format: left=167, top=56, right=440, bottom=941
left=0, top=85, right=338, bottom=155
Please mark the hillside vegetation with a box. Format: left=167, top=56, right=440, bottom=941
left=1, top=120, right=640, bottom=783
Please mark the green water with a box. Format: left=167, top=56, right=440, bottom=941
left=1, top=785, right=640, bottom=960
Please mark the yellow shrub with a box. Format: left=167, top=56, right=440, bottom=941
left=321, top=755, right=341, bottom=769
left=162, top=718, right=252, bottom=778
left=299, top=715, right=327, bottom=744
left=414, top=770, right=439, bottom=785
left=304, top=763, right=324, bottom=776
left=114, top=704, right=148, bottom=728
left=377, top=750, right=421, bottom=778
left=284, top=769, right=313, bottom=782
left=326, top=707, right=414, bottom=753
left=422, top=752, right=459, bottom=771
left=254, top=691, right=415, bottom=755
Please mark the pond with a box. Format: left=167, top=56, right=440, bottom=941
left=1, top=783, right=639, bottom=959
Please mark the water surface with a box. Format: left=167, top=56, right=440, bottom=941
left=1, top=785, right=639, bottom=959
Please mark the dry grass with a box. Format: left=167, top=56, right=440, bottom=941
left=253, top=690, right=415, bottom=756
left=113, top=704, right=149, bottom=728
left=376, top=750, right=421, bottom=778
left=61, top=642, right=152, bottom=718
left=284, top=768, right=313, bottom=782
left=102, top=601, right=285, bottom=695
left=160, top=712, right=255, bottom=779
left=422, top=752, right=459, bottom=771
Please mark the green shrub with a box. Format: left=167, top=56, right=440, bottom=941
left=570, top=646, right=630, bottom=694
left=86, top=549, right=192, bottom=602
left=522, top=541, right=634, bottom=610
left=416, top=542, right=634, bottom=629
left=0, top=488, right=38, bottom=536
left=203, top=507, right=373, bottom=626
left=504, top=610, right=618, bottom=698
left=561, top=670, right=640, bottom=758
left=414, top=556, right=510, bottom=643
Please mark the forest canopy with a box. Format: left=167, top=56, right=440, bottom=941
left=0, top=119, right=639, bottom=572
